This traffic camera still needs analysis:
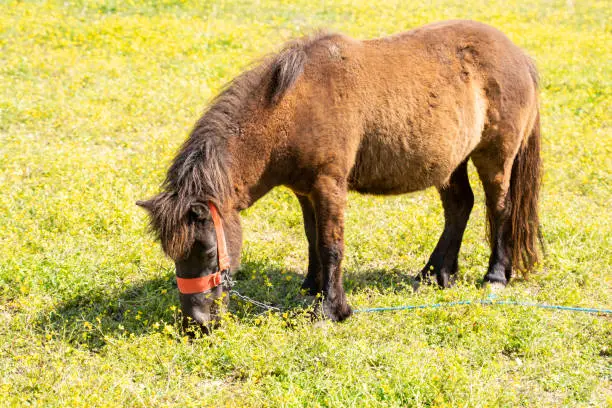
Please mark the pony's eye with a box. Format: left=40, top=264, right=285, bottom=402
left=191, top=203, right=209, bottom=220
left=205, top=248, right=216, bottom=260
left=194, top=216, right=209, bottom=224
left=191, top=211, right=210, bottom=224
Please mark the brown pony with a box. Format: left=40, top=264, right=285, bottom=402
left=138, top=20, right=542, bottom=330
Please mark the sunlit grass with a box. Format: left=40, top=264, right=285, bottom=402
left=0, top=0, right=610, bottom=406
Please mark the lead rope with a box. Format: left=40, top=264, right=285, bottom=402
left=222, top=272, right=282, bottom=313
left=230, top=290, right=282, bottom=313
left=225, top=284, right=611, bottom=316
left=353, top=296, right=612, bottom=314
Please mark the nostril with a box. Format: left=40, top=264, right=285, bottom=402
left=182, top=304, right=218, bottom=336
left=179, top=291, right=224, bottom=335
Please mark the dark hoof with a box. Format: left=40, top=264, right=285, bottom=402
left=418, top=263, right=436, bottom=280
left=316, top=299, right=352, bottom=322
left=417, top=267, right=455, bottom=289
left=483, top=268, right=508, bottom=288
left=436, top=271, right=456, bottom=288
left=483, top=263, right=510, bottom=287
left=419, top=257, right=459, bottom=289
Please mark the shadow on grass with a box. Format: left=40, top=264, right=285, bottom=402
left=38, top=260, right=422, bottom=349
left=343, top=268, right=420, bottom=294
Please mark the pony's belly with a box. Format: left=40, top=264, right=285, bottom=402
left=348, top=138, right=456, bottom=195
left=348, top=168, right=444, bottom=195
left=348, top=179, right=431, bottom=195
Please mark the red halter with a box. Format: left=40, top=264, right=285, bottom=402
left=176, top=202, right=231, bottom=295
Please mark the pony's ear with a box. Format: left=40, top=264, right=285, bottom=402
left=136, top=199, right=155, bottom=212
left=190, top=202, right=210, bottom=220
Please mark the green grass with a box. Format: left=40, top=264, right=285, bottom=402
left=1, top=0, right=610, bottom=406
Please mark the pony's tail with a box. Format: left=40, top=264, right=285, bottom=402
left=508, top=109, right=543, bottom=276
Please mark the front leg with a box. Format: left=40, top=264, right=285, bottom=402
left=311, top=176, right=352, bottom=321
left=296, top=194, right=322, bottom=295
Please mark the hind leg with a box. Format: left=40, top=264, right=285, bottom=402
left=471, top=148, right=518, bottom=285
left=296, top=194, right=322, bottom=295
left=419, top=160, right=474, bottom=288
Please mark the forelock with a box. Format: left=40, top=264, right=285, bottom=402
left=143, top=192, right=195, bottom=260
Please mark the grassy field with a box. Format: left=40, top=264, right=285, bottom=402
left=1, top=0, right=610, bottom=406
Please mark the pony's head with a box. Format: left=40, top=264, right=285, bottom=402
left=137, top=192, right=242, bottom=334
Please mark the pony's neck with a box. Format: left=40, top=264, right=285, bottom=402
left=227, top=124, right=280, bottom=211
